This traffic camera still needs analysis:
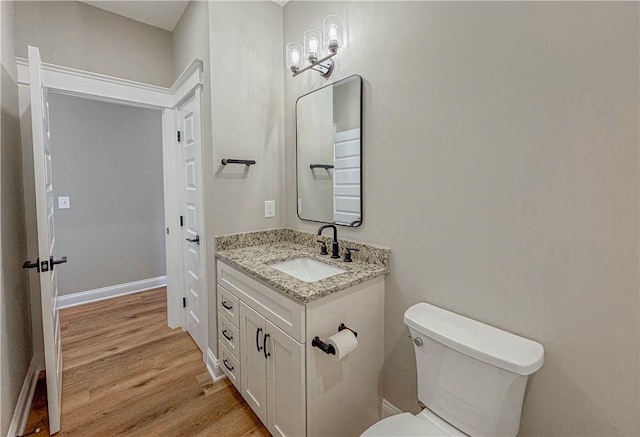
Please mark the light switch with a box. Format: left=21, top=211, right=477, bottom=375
left=58, top=196, right=70, bottom=209
left=264, top=200, right=275, bottom=218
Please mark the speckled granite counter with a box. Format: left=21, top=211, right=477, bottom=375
left=215, top=229, right=390, bottom=304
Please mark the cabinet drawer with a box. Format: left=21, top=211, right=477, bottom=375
left=217, top=261, right=305, bottom=343
left=217, top=285, right=239, bottom=327
left=219, top=340, right=240, bottom=391
left=218, top=311, right=240, bottom=359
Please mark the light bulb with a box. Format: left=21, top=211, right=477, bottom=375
left=328, top=24, right=338, bottom=42
left=304, top=30, right=322, bottom=62
left=309, top=38, right=318, bottom=58
left=286, top=42, right=303, bottom=71
left=323, top=15, right=344, bottom=53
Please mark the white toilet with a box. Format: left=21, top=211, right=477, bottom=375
left=362, top=302, right=544, bottom=437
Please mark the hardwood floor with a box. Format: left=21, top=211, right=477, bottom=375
left=23, top=288, right=270, bottom=436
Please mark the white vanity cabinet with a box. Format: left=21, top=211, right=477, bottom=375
left=216, top=259, right=385, bottom=437
left=218, top=261, right=306, bottom=437
left=239, top=302, right=306, bottom=436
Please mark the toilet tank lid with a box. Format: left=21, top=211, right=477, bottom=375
left=404, top=303, right=544, bottom=375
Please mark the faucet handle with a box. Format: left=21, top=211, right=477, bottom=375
left=316, top=240, right=328, bottom=256
left=343, top=247, right=359, bottom=262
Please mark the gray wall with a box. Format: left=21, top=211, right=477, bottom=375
left=172, top=0, right=209, bottom=81
left=0, top=0, right=32, bottom=434
left=209, top=1, right=285, bottom=236
left=205, top=1, right=285, bottom=354
left=15, top=1, right=174, bottom=87
left=49, top=94, right=166, bottom=295
left=284, top=2, right=639, bottom=436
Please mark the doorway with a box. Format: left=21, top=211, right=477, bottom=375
left=48, top=94, right=166, bottom=309
left=17, top=48, right=209, bottom=434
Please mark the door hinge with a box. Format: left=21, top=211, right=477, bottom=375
left=177, top=131, right=181, bottom=142
left=179, top=215, right=184, bottom=227
left=182, top=297, right=187, bottom=308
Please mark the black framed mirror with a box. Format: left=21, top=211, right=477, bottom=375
left=295, top=74, right=363, bottom=227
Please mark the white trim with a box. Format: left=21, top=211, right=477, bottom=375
left=170, top=58, right=203, bottom=106
left=16, top=57, right=173, bottom=109
left=162, top=108, right=181, bottom=329
left=15, top=57, right=205, bottom=110
left=56, top=276, right=167, bottom=310
left=381, top=399, right=403, bottom=418
left=206, top=348, right=226, bottom=382
left=7, top=356, right=41, bottom=437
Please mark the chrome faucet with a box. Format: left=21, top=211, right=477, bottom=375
left=317, top=224, right=339, bottom=258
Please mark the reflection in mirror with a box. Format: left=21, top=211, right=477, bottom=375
left=296, top=75, right=362, bottom=227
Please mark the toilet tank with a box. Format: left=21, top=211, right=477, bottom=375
left=404, top=303, right=544, bottom=437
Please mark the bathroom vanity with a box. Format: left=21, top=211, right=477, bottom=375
left=215, top=229, right=389, bottom=437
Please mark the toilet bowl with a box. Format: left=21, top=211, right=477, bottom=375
left=361, top=302, right=544, bottom=437
left=362, top=408, right=466, bottom=437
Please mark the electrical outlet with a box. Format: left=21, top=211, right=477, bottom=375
left=264, top=200, right=275, bottom=218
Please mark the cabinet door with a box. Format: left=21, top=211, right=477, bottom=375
left=239, top=301, right=267, bottom=423
left=266, top=320, right=306, bottom=437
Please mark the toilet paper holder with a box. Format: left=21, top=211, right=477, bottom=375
left=312, top=323, right=358, bottom=355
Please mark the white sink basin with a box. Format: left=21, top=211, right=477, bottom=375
left=270, top=257, right=346, bottom=283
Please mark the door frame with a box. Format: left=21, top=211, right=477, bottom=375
left=16, top=55, right=207, bottom=357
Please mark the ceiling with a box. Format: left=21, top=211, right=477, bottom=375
left=80, top=1, right=190, bottom=32
left=80, top=0, right=288, bottom=32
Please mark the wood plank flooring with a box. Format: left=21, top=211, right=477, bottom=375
left=23, top=288, right=270, bottom=436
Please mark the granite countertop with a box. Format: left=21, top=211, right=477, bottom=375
left=215, top=241, right=389, bottom=304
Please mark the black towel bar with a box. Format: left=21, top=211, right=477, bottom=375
left=222, top=159, right=256, bottom=166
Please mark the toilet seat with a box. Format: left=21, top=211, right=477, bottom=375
left=361, top=409, right=466, bottom=437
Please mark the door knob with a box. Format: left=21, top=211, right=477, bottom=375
left=186, top=235, right=200, bottom=245
left=50, top=256, right=67, bottom=271
left=22, top=258, right=40, bottom=272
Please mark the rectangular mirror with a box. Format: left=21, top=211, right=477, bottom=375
left=296, top=74, right=363, bottom=227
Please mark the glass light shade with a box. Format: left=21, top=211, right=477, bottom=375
left=303, top=30, right=323, bottom=62
left=323, top=15, right=344, bottom=53
left=286, top=42, right=303, bottom=71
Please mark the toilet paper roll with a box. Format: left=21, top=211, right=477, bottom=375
left=327, top=329, right=358, bottom=361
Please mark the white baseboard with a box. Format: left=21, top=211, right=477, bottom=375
left=381, top=398, right=403, bottom=418
left=56, top=276, right=167, bottom=309
left=205, top=348, right=226, bottom=383
left=7, top=356, right=41, bottom=437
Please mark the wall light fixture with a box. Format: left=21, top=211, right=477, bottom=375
left=286, top=15, right=345, bottom=78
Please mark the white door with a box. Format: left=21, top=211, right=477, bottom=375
left=333, top=128, right=361, bottom=225
left=27, top=45, right=65, bottom=435
left=266, top=321, right=305, bottom=437
left=240, top=302, right=267, bottom=423
left=177, top=94, right=205, bottom=352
